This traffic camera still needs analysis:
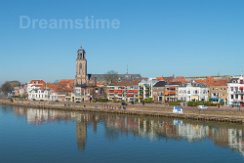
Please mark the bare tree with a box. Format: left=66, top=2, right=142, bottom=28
left=105, top=70, right=119, bottom=85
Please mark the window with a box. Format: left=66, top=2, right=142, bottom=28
left=240, top=80, right=244, bottom=84
left=231, top=95, right=234, bottom=99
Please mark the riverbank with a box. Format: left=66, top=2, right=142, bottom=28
left=1, top=98, right=244, bottom=123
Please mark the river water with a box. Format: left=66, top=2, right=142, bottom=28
left=0, top=105, right=244, bottom=163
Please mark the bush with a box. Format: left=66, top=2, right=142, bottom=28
left=187, top=100, right=219, bottom=107
left=143, top=98, right=153, bottom=103
left=168, top=101, right=182, bottom=106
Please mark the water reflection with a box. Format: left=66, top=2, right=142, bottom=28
left=9, top=107, right=244, bottom=156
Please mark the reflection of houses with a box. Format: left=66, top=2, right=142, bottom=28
left=209, top=128, right=229, bottom=147
left=228, top=129, right=244, bottom=156
left=11, top=107, right=244, bottom=157
left=177, top=124, right=209, bottom=142
left=26, top=109, right=49, bottom=124
left=26, top=108, right=72, bottom=124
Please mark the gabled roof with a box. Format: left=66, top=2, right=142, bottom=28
left=229, top=78, right=239, bottom=83
left=153, top=81, right=167, bottom=87
left=209, top=79, right=227, bottom=86
left=180, top=82, right=207, bottom=88
left=167, top=82, right=182, bottom=86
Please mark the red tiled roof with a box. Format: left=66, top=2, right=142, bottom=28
left=196, top=77, right=227, bottom=86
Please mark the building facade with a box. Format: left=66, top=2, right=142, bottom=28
left=138, top=79, right=158, bottom=102
left=178, top=81, right=208, bottom=102
left=208, top=80, right=228, bottom=103
left=28, top=88, right=50, bottom=101
left=164, top=82, right=181, bottom=102
left=152, top=81, right=167, bottom=103
left=227, top=76, right=244, bottom=107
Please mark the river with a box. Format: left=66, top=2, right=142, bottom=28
left=0, top=105, right=244, bottom=163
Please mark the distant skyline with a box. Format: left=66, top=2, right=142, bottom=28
left=1, top=0, right=244, bottom=83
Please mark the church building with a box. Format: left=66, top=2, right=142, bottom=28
left=72, top=46, right=96, bottom=102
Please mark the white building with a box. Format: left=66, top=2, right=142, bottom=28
left=49, top=91, right=67, bottom=102
left=27, top=80, right=46, bottom=94
left=28, top=88, right=50, bottom=101
left=178, top=81, right=208, bottom=102
left=227, top=76, right=244, bottom=107
left=138, top=79, right=158, bottom=102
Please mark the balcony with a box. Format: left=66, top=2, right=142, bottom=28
left=233, top=91, right=244, bottom=95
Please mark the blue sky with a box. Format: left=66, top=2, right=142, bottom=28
left=0, top=0, right=244, bottom=83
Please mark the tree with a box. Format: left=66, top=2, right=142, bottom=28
left=0, top=81, right=21, bottom=96
left=1, top=82, right=12, bottom=95
left=105, top=70, right=119, bottom=85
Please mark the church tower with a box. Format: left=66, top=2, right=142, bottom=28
left=75, top=46, right=87, bottom=86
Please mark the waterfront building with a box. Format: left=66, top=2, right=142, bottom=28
left=13, top=85, right=27, bottom=97
left=28, top=87, right=50, bottom=101
left=49, top=91, right=67, bottom=102
left=27, top=80, right=47, bottom=94
left=164, top=82, right=181, bottom=102
left=138, top=79, right=158, bottom=102
left=208, top=79, right=228, bottom=103
left=107, top=80, right=140, bottom=102
left=227, top=76, right=244, bottom=107
left=152, top=81, right=167, bottom=103
left=178, top=81, right=208, bottom=102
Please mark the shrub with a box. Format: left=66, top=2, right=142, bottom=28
left=168, top=101, right=182, bottom=106
left=143, top=98, right=153, bottom=103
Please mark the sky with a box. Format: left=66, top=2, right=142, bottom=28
left=0, top=0, right=244, bottom=83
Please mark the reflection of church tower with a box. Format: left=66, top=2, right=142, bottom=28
left=75, top=46, right=87, bottom=86
left=76, top=122, right=87, bottom=151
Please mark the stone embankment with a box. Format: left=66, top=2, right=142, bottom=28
left=1, top=98, right=244, bottom=123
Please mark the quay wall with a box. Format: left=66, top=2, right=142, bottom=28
left=0, top=98, right=244, bottom=124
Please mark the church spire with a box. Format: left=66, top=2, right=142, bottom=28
left=76, top=46, right=87, bottom=85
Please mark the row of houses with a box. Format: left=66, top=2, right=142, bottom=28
left=106, top=75, right=244, bottom=107
left=26, top=80, right=75, bottom=102
left=10, top=75, right=244, bottom=107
